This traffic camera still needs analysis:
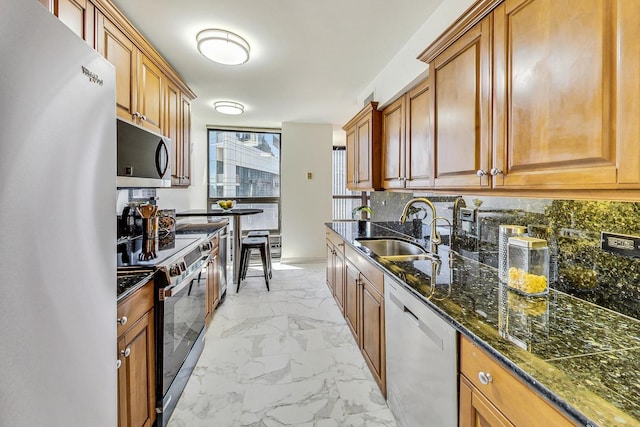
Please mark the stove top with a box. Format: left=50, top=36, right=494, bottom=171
left=117, top=269, right=155, bottom=300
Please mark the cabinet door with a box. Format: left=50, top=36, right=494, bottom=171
left=405, top=78, right=433, bottom=189
left=617, top=0, right=640, bottom=185
left=356, top=115, right=373, bottom=189
left=382, top=96, right=405, bottom=189
left=210, top=249, right=220, bottom=310
left=137, top=54, right=164, bottom=134
left=360, top=276, right=385, bottom=395
left=165, top=80, right=181, bottom=186
left=326, top=241, right=336, bottom=294
left=493, top=0, right=617, bottom=189
left=118, top=310, right=155, bottom=427
left=55, top=0, right=94, bottom=46
left=97, top=15, right=137, bottom=122
left=344, top=261, right=359, bottom=338
left=431, top=17, right=491, bottom=189
left=117, top=336, right=128, bottom=427
left=345, top=126, right=357, bottom=189
left=459, top=376, right=514, bottom=427
left=333, top=250, right=346, bottom=315
left=180, top=94, right=192, bottom=186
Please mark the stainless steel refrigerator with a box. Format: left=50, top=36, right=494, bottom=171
left=0, top=1, right=117, bottom=425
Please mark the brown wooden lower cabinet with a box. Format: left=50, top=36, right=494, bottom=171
left=360, top=275, right=385, bottom=392
left=326, top=233, right=345, bottom=313
left=342, top=244, right=386, bottom=397
left=117, top=280, right=155, bottom=427
left=343, top=259, right=359, bottom=338
left=459, top=336, right=575, bottom=427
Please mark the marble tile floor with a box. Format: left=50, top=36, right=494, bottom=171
left=167, top=262, right=398, bottom=427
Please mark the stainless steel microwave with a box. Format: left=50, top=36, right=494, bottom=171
left=116, top=118, right=171, bottom=188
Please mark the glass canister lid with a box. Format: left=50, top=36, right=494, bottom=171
left=499, top=225, right=528, bottom=234
left=508, top=236, right=548, bottom=248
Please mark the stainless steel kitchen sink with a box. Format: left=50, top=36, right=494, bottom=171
left=355, top=238, right=436, bottom=261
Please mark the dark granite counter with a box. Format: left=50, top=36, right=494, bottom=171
left=117, top=269, right=155, bottom=302
left=327, top=221, right=640, bottom=427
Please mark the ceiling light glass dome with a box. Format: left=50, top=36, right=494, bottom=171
left=196, top=29, right=250, bottom=65
left=213, top=101, right=245, bottom=115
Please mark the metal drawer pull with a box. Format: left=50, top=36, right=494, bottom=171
left=478, top=371, right=493, bottom=385
left=116, top=359, right=121, bottom=370
left=121, top=347, right=131, bottom=358
left=476, top=169, right=488, bottom=177
left=117, top=316, right=128, bottom=326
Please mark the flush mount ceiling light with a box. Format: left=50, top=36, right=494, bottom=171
left=196, top=29, right=250, bottom=65
left=214, top=101, right=245, bottom=115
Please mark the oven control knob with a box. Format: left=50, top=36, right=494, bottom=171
left=169, top=264, right=182, bottom=276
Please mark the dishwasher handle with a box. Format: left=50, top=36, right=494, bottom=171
left=388, top=290, right=444, bottom=350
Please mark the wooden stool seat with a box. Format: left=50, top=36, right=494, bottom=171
left=236, top=236, right=271, bottom=292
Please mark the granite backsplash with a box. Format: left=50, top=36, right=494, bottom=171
left=370, top=192, right=640, bottom=320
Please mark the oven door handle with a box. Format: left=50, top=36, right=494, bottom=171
left=161, top=256, right=210, bottom=299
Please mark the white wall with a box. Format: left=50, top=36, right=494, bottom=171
left=280, top=122, right=333, bottom=263
left=358, top=0, right=476, bottom=108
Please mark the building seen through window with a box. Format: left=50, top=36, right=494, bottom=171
left=208, top=129, right=281, bottom=235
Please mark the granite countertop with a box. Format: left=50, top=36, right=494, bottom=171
left=327, top=221, right=640, bottom=427
left=175, top=217, right=229, bottom=235
left=117, top=269, right=155, bottom=302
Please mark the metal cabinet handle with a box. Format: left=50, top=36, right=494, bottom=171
left=116, top=359, right=122, bottom=369
left=121, top=347, right=131, bottom=358
left=132, top=112, right=141, bottom=119
left=490, top=168, right=503, bottom=176
left=141, top=115, right=147, bottom=121
left=476, top=169, right=488, bottom=177
left=478, top=371, right=493, bottom=385
left=117, top=316, right=128, bottom=326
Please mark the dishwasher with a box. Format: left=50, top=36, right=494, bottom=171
left=384, top=275, right=458, bottom=427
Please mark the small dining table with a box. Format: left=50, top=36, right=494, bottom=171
left=176, top=208, right=264, bottom=284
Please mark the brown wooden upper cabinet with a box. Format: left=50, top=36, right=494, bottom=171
left=97, top=15, right=164, bottom=134
left=424, top=16, right=492, bottom=189
left=420, top=0, right=640, bottom=191
left=343, top=102, right=383, bottom=191
left=382, top=78, right=433, bottom=189
left=492, top=0, right=618, bottom=190
left=46, top=0, right=95, bottom=47
left=165, top=80, right=191, bottom=186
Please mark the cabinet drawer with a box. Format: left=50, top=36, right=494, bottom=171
left=460, top=336, right=574, bottom=427
left=117, top=279, right=154, bottom=337
left=345, top=245, right=383, bottom=295
left=326, top=229, right=345, bottom=252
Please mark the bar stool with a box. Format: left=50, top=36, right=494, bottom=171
left=236, top=236, right=270, bottom=292
left=247, top=230, right=272, bottom=278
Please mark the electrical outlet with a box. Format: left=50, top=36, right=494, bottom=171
left=601, top=232, right=640, bottom=258
left=307, top=172, right=312, bottom=180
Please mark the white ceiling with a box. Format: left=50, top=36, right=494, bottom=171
left=111, top=0, right=443, bottom=129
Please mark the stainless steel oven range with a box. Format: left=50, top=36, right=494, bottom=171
left=117, top=234, right=210, bottom=427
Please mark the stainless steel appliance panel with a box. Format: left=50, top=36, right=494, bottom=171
left=385, top=276, right=458, bottom=427
left=116, top=118, right=171, bottom=188
left=0, top=2, right=117, bottom=425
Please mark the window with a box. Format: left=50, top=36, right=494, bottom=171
left=332, top=147, right=367, bottom=220
left=208, top=129, right=281, bottom=233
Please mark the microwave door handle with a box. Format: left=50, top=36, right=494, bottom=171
left=155, top=139, right=169, bottom=178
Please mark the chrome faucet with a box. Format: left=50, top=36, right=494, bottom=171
left=399, top=198, right=441, bottom=254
